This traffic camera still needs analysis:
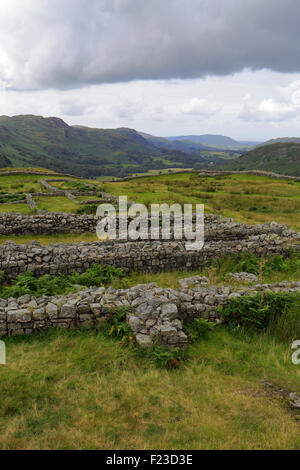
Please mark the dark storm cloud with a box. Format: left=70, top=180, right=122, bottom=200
left=1, top=0, right=300, bottom=89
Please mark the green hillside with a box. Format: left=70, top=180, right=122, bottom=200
left=0, top=153, right=12, bottom=168
left=263, top=137, right=300, bottom=145
left=219, top=142, right=300, bottom=176
left=0, top=115, right=202, bottom=178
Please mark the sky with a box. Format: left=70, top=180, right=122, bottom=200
left=1, top=0, right=300, bottom=140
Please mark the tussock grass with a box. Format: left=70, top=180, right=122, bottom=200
left=104, top=173, right=300, bottom=230
left=0, top=232, right=99, bottom=245
left=35, top=196, right=79, bottom=213
left=0, top=327, right=299, bottom=450
left=0, top=203, right=32, bottom=214
left=110, top=252, right=300, bottom=289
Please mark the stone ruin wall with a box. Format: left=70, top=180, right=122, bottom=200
left=0, top=230, right=298, bottom=282
left=0, top=277, right=299, bottom=349
left=0, top=211, right=298, bottom=348
left=0, top=211, right=298, bottom=237
left=197, top=169, right=300, bottom=181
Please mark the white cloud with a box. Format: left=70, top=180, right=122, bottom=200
left=240, top=97, right=298, bottom=122
left=182, top=97, right=221, bottom=116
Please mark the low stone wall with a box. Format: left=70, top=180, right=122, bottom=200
left=198, top=169, right=300, bottom=181
left=0, top=170, right=82, bottom=178
left=0, top=228, right=298, bottom=281
left=26, top=193, right=37, bottom=210
left=0, top=212, right=97, bottom=235
left=0, top=211, right=297, bottom=239
left=0, top=278, right=299, bottom=349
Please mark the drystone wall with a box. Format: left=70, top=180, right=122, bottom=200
left=0, top=211, right=297, bottom=238
left=0, top=229, right=298, bottom=282
left=0, top=277, right=299, bottom=349
left=25, top=193, right=37, bottom=210
left=0, top=170, right=83, bottom=178
left=198, top=169, right=300, bottom=181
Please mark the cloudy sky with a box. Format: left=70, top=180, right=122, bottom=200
left=1, top=0, right=300, bottom=140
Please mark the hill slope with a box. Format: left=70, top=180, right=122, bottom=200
left=0, top=153, right=12, bottom=168
left=220, top=143, right=300, bottom=176
left=0, top=115, right=202, bottom=178
left=166, top=134, right=260, bottom=150
left=262, top=137, right=300, bottom=145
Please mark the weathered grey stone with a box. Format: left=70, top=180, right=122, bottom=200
left=136, top=333, right=153, bottom=348
left=18, top=294, right=31, bottom=304
left=45, top=303, right=58, bottom=319
left=161, top=303, right=178, bottom=320
left=60, top=302, right=77, bottom=318
left=33, top=308, right=46, bottom=320
left=7, top=309, right=31, bottom=323
left=128, top=316, right=144, bottom=333
left=160, top=324, right=177, bottom=336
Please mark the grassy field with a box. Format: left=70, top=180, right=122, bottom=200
left=0, top=327, right=299, bottom=450
left=0, top=174, right=46, bottom=194
left=50, top=180, right=101, bottom=191
left=0, top=203, right=33, bottom=215
left=103, top=173, right=300, bottom=231
left=108, top=253, right=300, bottom=290
left=0, top=171, right=105, bottom=214
left=35, top=196, right=79, bottom=213
left=0, top=232, right=99, bottom=245
left=124, top=168, right=194, bottom=178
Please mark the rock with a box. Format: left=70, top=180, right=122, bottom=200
left=128, top=316, right=144, bottom=333
left=7, top=309, right=31, bottom=323
left=18, top=294, right=31, bottom=304
left=90, top=303, right=101, bottom=316
left=161, top=303, right=178, bottom=320
left=60, top=300, right=77, bottom=318
left=289, top=393, right=300, bottom=409
left=160, top=324, right=177, bottom=336
left=228, top=272, right=258, bottom=283
left=136, top=334, right=153, bottom=348
left=33, top=308, right=46, bottom=320
left=45, top=303, right=58, bottom=319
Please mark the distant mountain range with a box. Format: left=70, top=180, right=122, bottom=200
left=0, top=115, right=298, bottom=177
left=140, top=132, right=259, bottom=152
left=0, top=115, right=244, bottom=177
left=166, top=134, right=261, bottom=150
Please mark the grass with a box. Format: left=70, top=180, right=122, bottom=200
left=0, top=175, right=44, bottom=194
left=50, top=180, right=101, bottom=191
left=108, top=252, right=300, bottom=289
left=35, top=196, right=79, bottom=213
left=0, top=172, right=103, bottom=215
left=126, top=168, right=194, bottom=178
left=0, top=204, right=32, bottom=215
left=0, top=327, right=299, bottom=450
left=103, top=173, right=300, bottom=231
left=76, top=195, right=101, bottom=202
left=0, top=232, right=99, bottom=245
